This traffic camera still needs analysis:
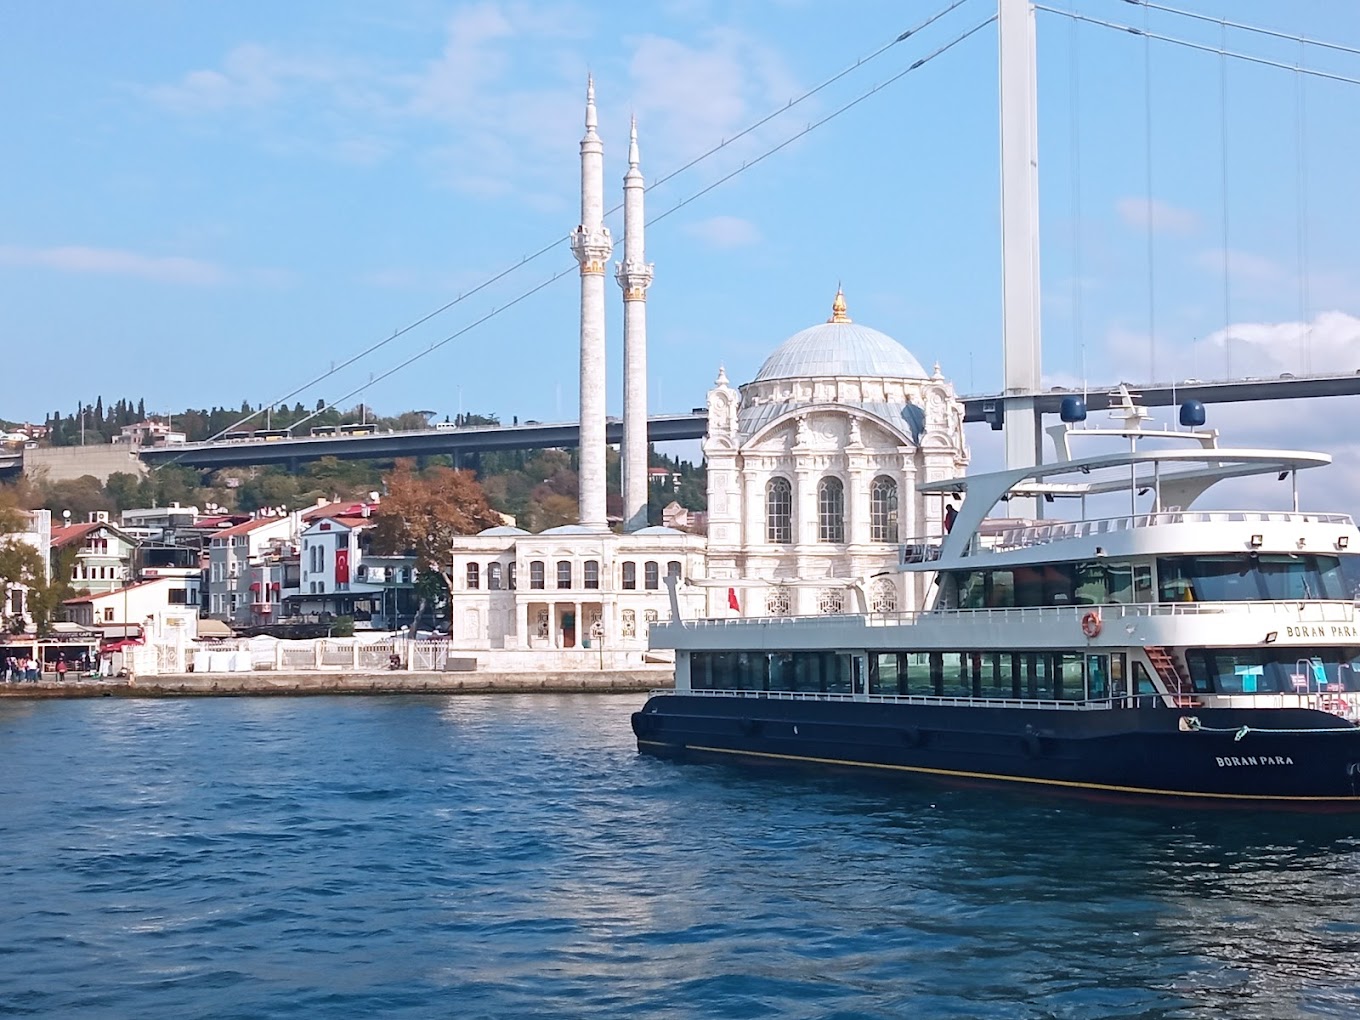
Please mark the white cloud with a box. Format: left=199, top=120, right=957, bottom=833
left=627, top=28, right=799, bottom=169
left=1115, top=197, right=1201, bottom=235
left=0, top=244, right=226, bottom=284
left=141, top=43, right=356, bottom=114
left=682, top=214, right=762, bottom=249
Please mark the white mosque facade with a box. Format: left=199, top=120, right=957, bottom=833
left=444, top=82, right=969, bottom=662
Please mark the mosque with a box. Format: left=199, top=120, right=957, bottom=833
left=444, top=80, right=969, bottom=663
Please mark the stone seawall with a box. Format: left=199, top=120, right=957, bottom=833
left=0, top=671, right=672, bottom=699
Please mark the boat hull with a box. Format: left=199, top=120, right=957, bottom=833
left=632, top=696, right=1360, bottom=808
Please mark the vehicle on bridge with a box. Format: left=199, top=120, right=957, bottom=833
left=254, top=429, right=292, bottom=441
left=310, top=425, right=341, bottom=437
left=338, top=423, right=378, bottom=436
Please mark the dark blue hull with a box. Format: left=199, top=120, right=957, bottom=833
left=632, top=696, right=1360, bottom=809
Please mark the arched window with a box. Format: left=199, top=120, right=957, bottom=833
left=529, top=560, right=544, bottom=590
left=556, top=561, right=572, bottom=589
left=508, top=562, right=517, bottom=590
left=466, top=562, right=480, bottom=590
left=765, top=586, right=791, bottom=616
left=870, top=475, right=899, bottom=543
left=766, top=477, right=792, bottom=544
left=622, top=561, right=636, bottom=590
left=870, top=577, right=898, bottom=613
left=818, top=588, right=845, bottom=614
left=621, top=610, right=636, bottom=638
left=667, top=560, right=682, bottom=579
left=583, top=560, right=600, bottom=589
left=487, top=563, right=502, bottom=590
left=818, top=477, right=845, bottom=543
left=644, top=561, right=659, bottom=590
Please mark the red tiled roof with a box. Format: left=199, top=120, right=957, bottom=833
left=49, top=522, right=102, bottom=548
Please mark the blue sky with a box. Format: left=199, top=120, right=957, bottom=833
left=2, top=0, right=1359, bottom=498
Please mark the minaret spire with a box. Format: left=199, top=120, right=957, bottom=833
left=617, top=113, right=654, bottom=532
left=571, top=75, right=612, bottom=531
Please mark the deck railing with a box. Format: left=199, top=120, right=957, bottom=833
left=662, top=598, right=1360, bottom=632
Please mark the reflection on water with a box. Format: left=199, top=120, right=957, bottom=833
left=1, top=694, right=1358, bottom=1018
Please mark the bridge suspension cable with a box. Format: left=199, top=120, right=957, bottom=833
left=1116, top=1, right=1360, bottom=60
left=1037, top=7, right=1360, bottom=88
left=202, top=0, right=980, bottom=446
left=286, top=14, right=1000, bottom=436
left=163, top=10, right=998, bottom=458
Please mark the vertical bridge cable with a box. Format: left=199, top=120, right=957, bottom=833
left=1296, top=40, right=1311, bottom=374
left=1069, top=12, right=1087, bottom=399
left=1219, top=17, right=1232, bottom=379
left=1143, top=0, right=1157, bottom=384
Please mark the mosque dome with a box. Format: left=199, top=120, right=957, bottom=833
left=753, top=289, right=928, bottom=383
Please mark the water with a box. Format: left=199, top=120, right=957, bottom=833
left=2, top=695, right=1359, bottom=1019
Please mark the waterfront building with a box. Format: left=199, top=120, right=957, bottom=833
left=51, top=513, right=139, bottom=597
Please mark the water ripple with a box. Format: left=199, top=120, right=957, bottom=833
left=3, top=695, right=1360, bottom=1017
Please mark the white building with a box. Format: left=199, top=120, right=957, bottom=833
left=447, top=525, right=707, bottom=651
left=441, top=82, right=969, bottom=667
left=112, top=420, right=187, bottom=446
left=289, top=514, right=417, bottom=628
left=703, top=289, right=969, bottom=618
left=64, top=575, right=200, bottom=639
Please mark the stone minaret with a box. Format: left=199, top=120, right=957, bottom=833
left=616, top=117, right=654, bottom=532
left=570, top=76, right=612, bottom=530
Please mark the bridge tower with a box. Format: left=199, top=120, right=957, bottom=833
left=616, top=117, right=654, bottom=532
left=570, top=76, right=613, bottom=531
left=998, top=0, right=1044, bottom=514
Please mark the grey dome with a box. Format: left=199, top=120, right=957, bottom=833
left=754, top=292, right=927, bottom=382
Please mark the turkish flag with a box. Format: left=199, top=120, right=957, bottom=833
left=727, top=587, right=740, bottom=612
left=335, top=548, right=350, bottom=584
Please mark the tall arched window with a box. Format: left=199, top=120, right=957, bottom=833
left=622, top=561, right=636, bottom=590
left=870, top=475, right=899, bottom=543
left=556, top=561, right=572, bottom=589
left=487, top=563, right=502, bottom=590
left=466, top=562, right=480, bottom=589
left=529, top=560, right=544, bottom=589
left=766, top=477, right=792, bottom=544
left=583, top=560, right=600, bottom=589
left=818, top=477, right=845, bottom=543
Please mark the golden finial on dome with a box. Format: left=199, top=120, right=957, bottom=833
left=828, top=285, right=851, bottom=324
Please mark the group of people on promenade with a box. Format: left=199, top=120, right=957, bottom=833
left=3, top=653, right=86, bottom=683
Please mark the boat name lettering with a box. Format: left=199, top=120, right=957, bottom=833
left=1284, top=624, right=1358, bottom=638
left=1215, top=755, right=1295, bottom=767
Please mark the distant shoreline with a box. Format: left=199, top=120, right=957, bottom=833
left=0, top=671, right=669, bottom=699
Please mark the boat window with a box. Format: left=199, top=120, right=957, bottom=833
left=1087, top=655, right=1110, bottom=701
left=938, top=652, right=970, bottom=697
left=1074, top=563, right=1108, bottom=606
left=1254, top=556, right=1323, bottom=600
left=1056, top=653, right=1085, bottom=700
left=1030, top=653, right=1053, bottom=699
left=981, top=652, right=1010, bottom=698
left=1338, top=555, right=1360, bottom=599
left=868, top=652, right=897, bottom=694
left=1134, top=661, right=1158, bottom=696
left=1159, top=555, right=1346, bottom=602
left=1185, top=647, right=1360, bottom=694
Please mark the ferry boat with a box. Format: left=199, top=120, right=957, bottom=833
left=633, top=391, right=1360, bottom=808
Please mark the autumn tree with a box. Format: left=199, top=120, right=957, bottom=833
left=370, top=464, right=503, bottom=629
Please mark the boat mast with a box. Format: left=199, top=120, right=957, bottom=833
left=998, top=0, right=1044, bottom=516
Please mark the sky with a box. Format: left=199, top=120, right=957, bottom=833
left=2, top=0, right=1359, bottom=503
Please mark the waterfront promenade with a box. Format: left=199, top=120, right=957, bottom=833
left=0, top=669, right=668, bottom=698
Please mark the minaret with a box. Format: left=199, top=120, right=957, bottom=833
left=616, top=116, right=654, bottom=532
left=570, top=76, right=612, bottom=530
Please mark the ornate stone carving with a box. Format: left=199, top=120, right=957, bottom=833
left=570, top=225, right=613, bottom=275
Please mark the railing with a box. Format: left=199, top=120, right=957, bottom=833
left=663, top=598, right=1360, bottom=631
left=979, top=510, right=1355, bottom=555
left=650, top=688, right=1171, bottom=712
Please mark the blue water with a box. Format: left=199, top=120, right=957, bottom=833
left=2, top=695, right=1359, bottom=1019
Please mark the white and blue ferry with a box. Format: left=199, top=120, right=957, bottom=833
left=634, top=391, right=1360, bottom=808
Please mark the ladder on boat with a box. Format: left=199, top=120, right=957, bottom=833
left=1144, top=646, right=1200, bottom=707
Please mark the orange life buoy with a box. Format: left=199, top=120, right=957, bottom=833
left=1081, top=610, right=1102, bottom=638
